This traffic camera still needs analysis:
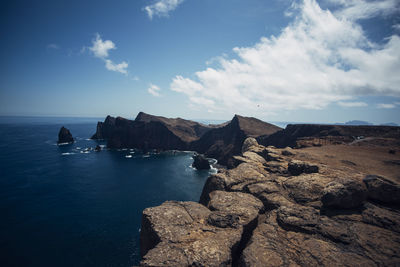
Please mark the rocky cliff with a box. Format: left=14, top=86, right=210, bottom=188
left=91, top=113, right=281, bottom=163
left=190, top=115, right=282, bottom=167
left=140, top=138, right=400, bottom=266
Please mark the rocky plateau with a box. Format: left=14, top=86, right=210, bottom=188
left=140, top=137, right=400, bottom=266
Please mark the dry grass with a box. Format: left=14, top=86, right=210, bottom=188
left=294, top=143, right=400, bottom=183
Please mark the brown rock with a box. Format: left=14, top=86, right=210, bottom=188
left=363, top=175, right=400, bottom=205
left=288, top=160, right=319, bottom=176
left=321, top=180, right=367, bottom=209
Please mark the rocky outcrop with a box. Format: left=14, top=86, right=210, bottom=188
left=192, top=154, right=210, bottom=170
left=140, top=138, right=400, bottom=266
left=91, top=113, right=281, bottom=166
left=190, top=115, right=281, bottom=167
left=57, top=126, right=74, bottom=144
left=91, top=115, right=116, bottom=139
left=363, top=175, right=400, bottom=205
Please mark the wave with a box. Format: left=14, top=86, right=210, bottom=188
left=62, top=152, right=75, bottom=156
left=125, top=155, right=132, bottom=158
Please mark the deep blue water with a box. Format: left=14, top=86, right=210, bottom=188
left=0, top=117, right=213, bottom=266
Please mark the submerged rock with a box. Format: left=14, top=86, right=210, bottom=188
left=192, top=154, right=210, bottom=170
left=57, top=126, right=74, bottom=144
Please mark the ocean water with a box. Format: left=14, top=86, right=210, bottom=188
left=0, top=117, right=214, bottom=266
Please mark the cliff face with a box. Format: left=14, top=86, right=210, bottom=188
left=191, top=115, right=282, bottom=167
left=140, top=138, right=400, bottom=266
left=91, top=115, right=116, bottom=140
left=91, top=113, right=281, bottom=164
left=258, top=124, right=400, bottom=148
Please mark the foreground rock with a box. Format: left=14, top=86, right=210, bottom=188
left=192, top=154, right=210, bottom=170
left=57, top=126, right=74, bottom=144
left=140, top=138, right=400, bottom=266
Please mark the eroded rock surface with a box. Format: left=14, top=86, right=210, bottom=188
left=140, top=138, right=400, bottom=266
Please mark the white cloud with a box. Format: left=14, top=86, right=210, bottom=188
left=89, top=33, right=116, bottom=58
left=88, top=33, right=128, bottom=75
left=328, top=0, right=400, bottom=20
left=105, top=59, right=128, bottom=74
left=170, top=0, right=400, bottom=116
left=47, top=43, right=60, bottom=50
left=377, top=103, right=396, bottom=109
left=144, top=0, right=185, bottom=19
left=148, top=84, right=162, bottom=97
left=338, top=101, right=368, bottom=107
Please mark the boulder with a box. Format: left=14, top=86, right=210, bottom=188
left=241, top=137, right=259, bottom=153
left=321, top=180, right=367, bottom=209
left=363, top=175, right=400, bottom=205
left=288, top=160, right=319, bottom=176
left=57, top=126, right=74, bottom=144
left=192, top=154, right=210, bottom=170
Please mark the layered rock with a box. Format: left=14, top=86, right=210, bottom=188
left=140, top=138, right=400, bottom=266
left=57, top=126, right=74, bottom=144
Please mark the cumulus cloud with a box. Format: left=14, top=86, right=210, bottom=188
left=89, top=33, right=116, bottom=58
left=170, top=0, right=400, bottom=116
left=337, top=101, right=368, bottom=107
left=148, top=84, right=162, bottom=97
left=377, top=103, right=396, bottom=109
left=144, top=0, right=185, bottom=19
left=88, top=33, right=128, bottom=75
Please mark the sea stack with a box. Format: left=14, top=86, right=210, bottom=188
left=192, top=154, right=210, bottom=170
left=58, top=126, right=74, bottom=144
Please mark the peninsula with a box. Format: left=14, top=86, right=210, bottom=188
left=91, top=113, right=400, bottom=266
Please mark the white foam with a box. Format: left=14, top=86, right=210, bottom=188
left=80, top=151, right=90, bottom=154
left=62, top=152, right=75, bottom=156
left=57, top=142, right=72, bottom=146
left=143, top=155, right=150, bottom=158
left=125, top=155, right=132, bottom=158
left=210, top=165, right=218, bottom=174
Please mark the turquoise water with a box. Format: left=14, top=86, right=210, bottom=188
left=0, top=117, right=213, bottom=266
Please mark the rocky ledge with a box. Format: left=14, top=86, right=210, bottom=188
left=140, top=138, right=400, bottom=266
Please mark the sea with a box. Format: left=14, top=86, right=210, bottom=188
left=0, top=116, right=215, bottom=266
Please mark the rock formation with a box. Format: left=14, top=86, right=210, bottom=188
left=57, top=126, right=74, bottom=144
left=192, top=154, right=210, bottom=170
left=140, top=137, right=400, bottom=266
left=190, top=115, right=281, bottom=167
left=91, top=113, right=281, bottom=165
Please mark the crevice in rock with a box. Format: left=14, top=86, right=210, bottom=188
left=231, top=214, right=260, bottom=267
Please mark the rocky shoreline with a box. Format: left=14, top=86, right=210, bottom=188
left=139, top=138, right=400, bottom=266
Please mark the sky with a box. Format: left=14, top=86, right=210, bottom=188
left=1, top=0, right=400, bottom=124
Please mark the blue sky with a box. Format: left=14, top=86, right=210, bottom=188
left=1, top=0, right=399, bottom=124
